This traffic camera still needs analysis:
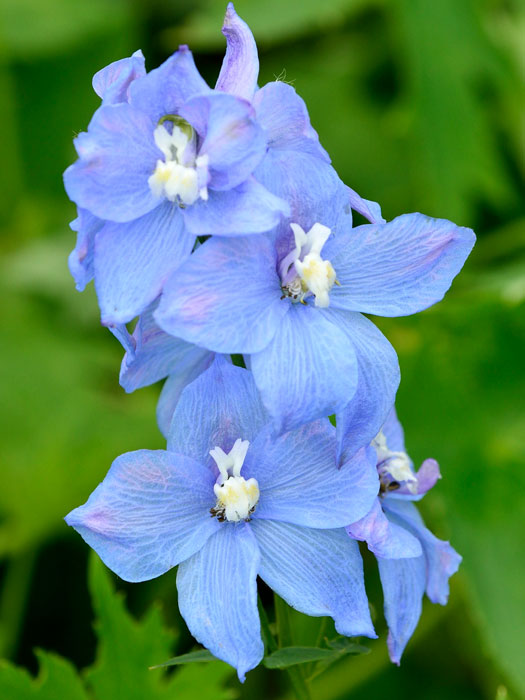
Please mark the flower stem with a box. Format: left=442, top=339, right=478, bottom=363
left=274, top=594, right=312, bottom=700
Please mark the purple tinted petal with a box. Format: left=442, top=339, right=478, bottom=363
left=327, top=213, right=476, bottom=317
left=244, top=423, right=378, bottom=528
left=183, top=177, right=289, bottom=236
left=253, top=82, right=329, bottom=161
left=394, top=459, right=441, bottom=497
left=129, top=46, right=211, bottom=123
left=92, top=50, right=146, bottom=105
left=251, top=519, right=376, bottom=638
left=64, top=103, right=158, bottom=223
left=383, top=499, right=461, bottom=605
left=65, top=450, right=219, bottom=582
left=117, top=304, right=213, bottom=392
left=251, top=306, right=358, bottom=433
left=94, top=202, right=194, bottom=324
left=177, top=523, right=262, bottom=681
left=377, top=555, right=426, bottom=664
left=215, top=3, right=259, bottom=101
left=347, top=185, right=385, bottom=224
left=332, top=312, right=400, bottom=465
left=346, top=498, right=422, bottom=559
left=68, top=208, right=102, bottom=291
left=167, top=356, right=268, bottom=469
left=156, top=234, right=286, bottom=353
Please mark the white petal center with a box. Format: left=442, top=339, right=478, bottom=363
left=210, top=438, right=260, bottom=522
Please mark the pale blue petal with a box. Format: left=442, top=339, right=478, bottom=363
left=92, top=50, right=146, bottom=105
left=64, top=103, right=158, bottom=223
left=253, top=81, right=330, bottom=161
left=117, top=304, right=214, bottom=393
left=251, top=305, right=358, bottom=433
left=177, top=523, right=263, bottom=682
left=182, top=178, right=289, bottom=236
left=251, top=520, right=376, bottom=638
left=383, top=499, right=461, bottom=605
left=65, top=450, right=219, bottom=583
left=156, top=366, right=212, bottom=439
left=244, top=423, right=378, bottom=527
left=377, top=555, right=426, bottom=664
left=215, top=3, right=259, bottom=101
left=331, top=312, right=400, bottom=465
left=167, top=356, right=269, bottom=468
left=346, top=498, right=422, bottom=559
left=156, top=234, right=287, bottom=353
left=68, top=209, right=102, bottom=291
left=94, top=202, right=194, bottom=325
left=129, top=46, right=211, bottom=123
left=381, top=407, right=407, bottom=453
left=326, top=213, right=476, bottom=316
left=347, top=186, right=385, bottom=224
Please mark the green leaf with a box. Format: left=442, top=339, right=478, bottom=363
left=0, top=650, right=89, bottom=700
left=264, top=644, right=368, bottom=669
left=150, top=650, right=217, bottom=668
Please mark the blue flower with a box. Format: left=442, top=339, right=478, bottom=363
left=65, top=356, right=379, bottom=680
left=155, top=210, right=475, bottom=443
left=345, top=408, right=462, bottom=664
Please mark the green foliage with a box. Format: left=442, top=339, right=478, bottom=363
left=263, top=643, right=369, bottom=669
left=0, top=652, right=89, bottom=700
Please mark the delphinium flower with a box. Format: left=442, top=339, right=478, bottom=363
left=344, top=407, right=461, bottom=663
left=65, top=357, right=380, bottom=680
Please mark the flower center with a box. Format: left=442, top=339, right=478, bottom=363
left=148, top=116, right=209, bottom=207
left=372, top=430, right=418, bottom=495
left=279, top=223, right=338, bottom=308
left=209, top=438, right=260, bottom=522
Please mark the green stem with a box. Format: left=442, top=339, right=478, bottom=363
left=274, top=594, right=312, bottom=700
left=0, top=548, right=36, bottom=658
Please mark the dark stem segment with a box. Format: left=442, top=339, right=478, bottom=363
left=274, top=594, right=312, bottom=700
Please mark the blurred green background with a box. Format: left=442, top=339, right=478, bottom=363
left=0, top=0, right=524, bottom=698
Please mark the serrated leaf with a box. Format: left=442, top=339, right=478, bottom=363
left=150, top=650, right=216, bottom=668
left=0, top=650, right=89, bottom=700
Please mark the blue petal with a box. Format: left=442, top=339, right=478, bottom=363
left=94, top=202, right=194, bottom=325
left=326, top=213, right=476, bottom=317
left=92, top=50, right=146, bottom=105
left=68, top=208, right=102, bottom=291
left=377, top=555, right=426, bottom=664
left=330, top=312, right=400, bottom=464
left=251, top=519, right=376, bottom=638
left=116, top=304, right=214, bottom=393
left=346, top=498, right=422, bottom=559
left=156, top=234, right=287, bottom=353
left=243, top=423, right=378, bottom=527
left=215, top=3, right=259, bottom=101
left=177, top=523, right=263, bottom=682
left=381, top=407, right=407, bottom=453
left=65, top=450, right=219, bottom=583
left=167, top=356, right=269, bottom=469
left=64, top=103, right=159, bottom=223
left=128, top=46, right=211, bottom=123
left=253, top=82, right=330, bottom=161
left=383, top=499, right=461, bottom=605
left=250, top=305, right=358, bottom=433
left=347, top=186, right=385, bottom=224
left=182, top=177, right=289, bottom=236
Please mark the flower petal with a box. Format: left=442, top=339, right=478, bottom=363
left=253, top=81, right=330, bottom=161
left=182, top=177, right=289, bottom=236
left=129, top=46, right=211, bottom=123
left=215, top=3, right=259, bottom=101
left=244, top=423, right=378, bottom=527
left=92, top=50, right=146, bottom=105
left=383, top=499, right=461, bottom=605
left=65, top=450, right=219, bottom=583
left=156, top=234, right=286, bottom=353
left=94, top=202, right=195, bottom=325
left=331, top=312, right=400, bottom=465
left=64, top=103, right=159, bottom=223
left=346, top=498, right=422, bottom=559
left=326, top=213, right=476, bottom=316
left=251, top=519, right=376, bottom=638
left=177, top=523, right=262, bottom=681
left=251, top=305, right=358, bottom=433
left=346, top=185, right=385, bottom=224
left=377, top=554, right=427, bottom=664
left=167, top=356, right=269, bottom=468
left=68, top=208, right=102, bottom=291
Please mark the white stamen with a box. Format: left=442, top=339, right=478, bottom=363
left=372, top=430, right=418, bottom=493
left=210, top=439, right=259, bottom=522
left=148, top=123, right=208, bottom=206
